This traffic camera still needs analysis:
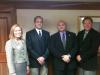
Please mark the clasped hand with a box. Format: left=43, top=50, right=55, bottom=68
left=37, top=56, right=45, bottom=65
left=62, top=55, right=71, bottom=63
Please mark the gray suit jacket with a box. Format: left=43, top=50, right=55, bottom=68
left=5, top=39, right=29, bottom=74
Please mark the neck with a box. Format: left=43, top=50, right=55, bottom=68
left=59, top=30, right=66, bottom=32
left=15, top=38, right=21, bottom=41
left=35, top=27, right=42, bottom=30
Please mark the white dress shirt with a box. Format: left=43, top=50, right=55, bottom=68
left=36, top=28, right=42, bottom=36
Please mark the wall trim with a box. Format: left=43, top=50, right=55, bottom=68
left=0, top=1, right=100, bottom=10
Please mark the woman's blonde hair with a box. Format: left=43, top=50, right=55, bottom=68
left=9, top=24, right=23, bottom=39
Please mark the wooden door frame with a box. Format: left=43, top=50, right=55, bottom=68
left=0, top=7, right=17, bottom=25
left=0, top=7, right=16, bottom=63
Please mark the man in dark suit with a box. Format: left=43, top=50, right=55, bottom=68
left=49, top=20, right=77, bottom=75
left=76, top=16, right=100, bottom=75
left=26, top=16, right=50, bottom=75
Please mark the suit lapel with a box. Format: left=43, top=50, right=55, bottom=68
left=65, top=31, right=71, bottom=49
left=32, top=29, right=42, bottom=42
left=41, top=30, right=45, bottom=41
left=82, top=29, right=92, bottom=42
left=66, top=32, right=69, bottom=44
left=56, top=32, right=64, bottom=49
left=80, top=30, right=85, bottom=42
left=81, top=29, right=93, bottom=45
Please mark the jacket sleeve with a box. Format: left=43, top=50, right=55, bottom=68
left=43, top=33, right=50, bottom=59
left=24, top=40, right=29, bottom=65
left=68, top=33, right=78, bottom=58
left=5, top=40, right=16, bottom=74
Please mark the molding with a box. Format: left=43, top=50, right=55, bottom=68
left=0, top=1, right=100, bottom=9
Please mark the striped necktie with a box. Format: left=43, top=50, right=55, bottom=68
left=62, top=32, right=66, bottom=48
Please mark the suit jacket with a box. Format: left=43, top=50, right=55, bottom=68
left=77, top=28, right=100, bottom=70
left=49, top=31, right=77, bottom=70
left=26, top=29, right=50, bottom=68
left=5, top=39, right=29, bottom=74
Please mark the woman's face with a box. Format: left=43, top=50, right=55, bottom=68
left=14, top=26, right=22, bottom=39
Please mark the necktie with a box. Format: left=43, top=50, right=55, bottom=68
left=39, top=31, right=42, bottom=37
left=62, top=32, right=66, bottom=48
left=83, top=32, right=88, bottom=40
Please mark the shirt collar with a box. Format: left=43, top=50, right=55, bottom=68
left=35, top=28, right=42, bottom=33
left=60, top=31, right=66, bottom=35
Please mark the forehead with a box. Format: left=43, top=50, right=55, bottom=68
left=35, top=17, right=42, bottom=21
left=84, top=19, right=92, bottom=22
left=58, top=21, right=65, bottom=25
left=14, top=26, right=21, bottom=30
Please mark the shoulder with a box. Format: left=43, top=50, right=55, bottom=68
left=78, top=30, right=84, bottom=34
left=77, top=30, right=84, bottom=37
left=5, top=39, right=14, bottom=49
left=91, top=29, right=100, bottom=37
left=67, top=31, right=76, bottom=37
left=51, top=32, right=58, bottom=38
left=42, top=30, right=49, bottom=34
left=6, top=39, right=13, bottom=45
left=91, top=29, right=99, bottom=34
left=68, top=31, right=76, bottom=35
left=26, top=29, right=35, bottom=34
left=42, top=30, right=50, bottom=36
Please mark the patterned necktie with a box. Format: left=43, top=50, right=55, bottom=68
left=62, top=32, right=66, bottom=48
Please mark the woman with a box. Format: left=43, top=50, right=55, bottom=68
left=5, top=24, right=29, bottom=75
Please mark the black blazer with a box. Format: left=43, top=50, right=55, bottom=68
left=77, top=28, right=100, bottom=70
left=26, top=29, right=50, bottom=68
left=49, top=31, right=77, bottom=70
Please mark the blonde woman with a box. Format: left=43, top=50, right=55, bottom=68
left=5, top=24, right=29, bottom=75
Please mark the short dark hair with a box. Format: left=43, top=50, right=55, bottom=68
left=82, top=16, right=93, bottom=24
left=34, top=16, right=43, bottom=23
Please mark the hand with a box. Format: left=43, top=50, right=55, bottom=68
left=37, top=56, right=45, bottom=65
left=76, top=55, right=81, bottom=62
left=26, top=65, right=30, bottom=75
left=62, top=55, right=70, bottom=63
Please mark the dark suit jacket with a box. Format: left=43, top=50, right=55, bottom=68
left=26, top=29, right=50, bottom=68
left=49, top=31, right=77, bottom=70
left=77, top=28, right=100, bottom=70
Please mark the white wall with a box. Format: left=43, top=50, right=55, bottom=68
left=17, top=9, right=100, bottom=38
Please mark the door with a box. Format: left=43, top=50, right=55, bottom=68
left=0, top=8, right=16, bottom=75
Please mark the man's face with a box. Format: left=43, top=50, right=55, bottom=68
left=57, top=21, right=66, bottom=32
left=83, top=19, right=92, bottom=31
left=34, top=18, right=43, bottom=29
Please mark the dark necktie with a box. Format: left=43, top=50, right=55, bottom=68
left=62, top=33, right=66, bottom=48
left=39, top=31, right=42, bottom=37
